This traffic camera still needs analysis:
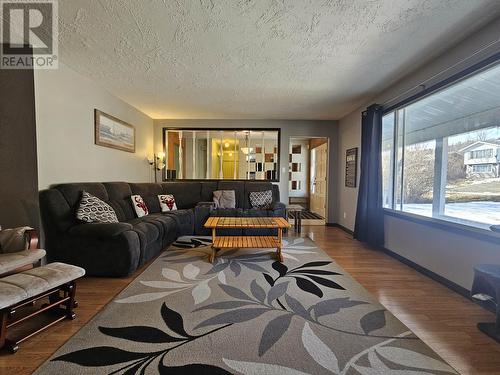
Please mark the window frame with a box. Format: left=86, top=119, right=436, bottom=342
left=381, top=52, right=500, bottom=238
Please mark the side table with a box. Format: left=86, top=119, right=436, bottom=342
left=471, top=264, right=500, bottom=343
left=285, top=204, right=304, bottom=233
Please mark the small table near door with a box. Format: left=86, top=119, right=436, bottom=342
left=286, top=204, right=304, bottom=233
left=204, top=217, right=291, bottom=263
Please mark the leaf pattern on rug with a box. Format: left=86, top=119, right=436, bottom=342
left=301, top=323, right=340, bottom=374
left=53, top=302, right=232, bottom=374
left=116, top=263, right=226, bottom=305
left=223, top=359, right=311, bottom=375
left=38, top=236, right=458, bottom=375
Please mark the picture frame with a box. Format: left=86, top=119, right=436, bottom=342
left=94, top=109, right=135, bottom=153
left=345, top=147, right=358, bottom=188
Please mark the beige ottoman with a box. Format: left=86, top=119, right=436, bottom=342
left=0, top=262, right=85, bottom=353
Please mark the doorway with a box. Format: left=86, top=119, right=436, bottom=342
left=288, top=137, right=328, bottom=225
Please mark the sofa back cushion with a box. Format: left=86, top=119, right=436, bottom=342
left=161, top=182, right=202, bottom=209
left=200, top=181, right=218, bottom=202
left=130, top=183, right=162, bottom=213
left=55, top=183, right=109, bottom=209
left=103, top=182, right=135, bottom=221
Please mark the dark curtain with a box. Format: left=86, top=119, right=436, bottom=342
left=354, top=104, right=385, bottom=248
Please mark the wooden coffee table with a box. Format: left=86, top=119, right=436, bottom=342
left=204, top=217, right=291, bottom=263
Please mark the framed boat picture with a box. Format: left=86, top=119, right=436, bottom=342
left=94, top=109, right=135, bottom=153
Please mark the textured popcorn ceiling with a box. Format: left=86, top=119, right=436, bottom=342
left=58, top=0, right=500, bottom=119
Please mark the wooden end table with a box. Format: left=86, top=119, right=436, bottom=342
left=204, top=217, right=291, bottom=263
left=285, top=204, right=304, bottom=233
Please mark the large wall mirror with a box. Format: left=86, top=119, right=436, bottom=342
left=162, top=128, right=280, bottom=181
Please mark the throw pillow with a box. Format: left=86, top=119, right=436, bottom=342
left=249, top=190, right=273, bottom=209
left=76, top=191, right=119, bottom=223
left=213, top=190, right=236, bottom=209
left=0, top=226, right=32, bottom=254
left=158, top=194, right=177, bottom=212
left=131, top=195, right=149, bottom=217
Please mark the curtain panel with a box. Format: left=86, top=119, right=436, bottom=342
left=354, top=104, right=385, bottom=248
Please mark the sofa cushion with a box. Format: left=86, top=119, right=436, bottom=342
left=161, top=209, right=194, bottom=236
left=104, top=182, right=135, bottom=221
left=0, top=249, right=46, bottom=275
left=200, top=181, right=218, bottom=202
left=0, top=262, right=85, bottom=310
left=147, top=214, right=178, bottom=246
left=217, top=181, right=245, bottom=208
left=162, top=182, right=202, bottom=209
left=130, top=183, right=163, bottom=213
left=55, top=183, right=108, bottom=211
left=68, top=222, right=133, bottom=238
left=129, top=220, right=161, bottom=249
left=76, top=191, right=119, bottom=223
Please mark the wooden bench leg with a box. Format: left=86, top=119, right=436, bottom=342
left=0, top=310, right=7, bottom=350
left=64, top=282, right=77, bottom=320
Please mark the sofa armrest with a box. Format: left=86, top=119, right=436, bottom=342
left=271, top=202, right=286, bottom=211
left=68, top=223, right=133, bottom=238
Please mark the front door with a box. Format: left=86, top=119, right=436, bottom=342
left=310, top=142, right=328, bottom=218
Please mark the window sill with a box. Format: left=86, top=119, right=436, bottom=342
left=383, top=209, right=500, bottom=245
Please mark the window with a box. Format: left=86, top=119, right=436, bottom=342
left=382, top=62, right=500, bottom=228
left=470, top=149, right=493, bottom=159
left=472, top=164, right=492, bottom=173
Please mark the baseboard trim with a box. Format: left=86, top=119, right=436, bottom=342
left=325, top=223, right=495, bottom=314
left=327, top=223, right=354, bottom=235
left=382, top=247, right=496, bottom=314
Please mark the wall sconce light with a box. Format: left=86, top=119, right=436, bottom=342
left=224, top=142, right=230, bottom=148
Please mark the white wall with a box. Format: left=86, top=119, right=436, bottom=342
left=153, top=119, right=338, bottom=222
left=336, top=17, right=500, bottom=289
left=34, top=63, right=154, bottom=189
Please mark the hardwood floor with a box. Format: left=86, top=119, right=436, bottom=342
left=1, top=226, right=499, bottom=374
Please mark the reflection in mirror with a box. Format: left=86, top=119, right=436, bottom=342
left=163, top=129, right=280, bottom=181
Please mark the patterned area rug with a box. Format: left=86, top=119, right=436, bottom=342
left=34, top=237, right=458, bottom=375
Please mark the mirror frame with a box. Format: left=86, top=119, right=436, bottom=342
left=161, top=127, right=281, bottom=182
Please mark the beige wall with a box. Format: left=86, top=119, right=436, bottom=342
left=335, top=17, right=500, bottom=289
left=153, top=119, right=339, bottom=222
left=34, top=63, right=154, bottom=189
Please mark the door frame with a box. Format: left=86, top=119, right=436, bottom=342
left=288, top=136, right=329, bottom=220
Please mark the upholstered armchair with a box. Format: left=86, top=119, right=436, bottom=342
left=0, top=227, right=46, bottom=277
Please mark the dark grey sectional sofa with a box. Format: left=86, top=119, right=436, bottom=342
left=39, top=181, right=285, bottom=277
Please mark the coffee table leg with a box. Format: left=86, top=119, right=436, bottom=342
left=209, top=247, right=217, bottom=264
left=210, top=228, right=217, bottom=263
left=277, top=228, right=284, bottom=262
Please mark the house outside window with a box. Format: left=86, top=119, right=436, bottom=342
left=472, top=164, right=492, bottom=173
left=382, top=62, right=500, bottom=228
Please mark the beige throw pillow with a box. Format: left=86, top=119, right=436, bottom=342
left=213, top=190, right=236, bottom=209
left=0, top=226, right=32, bottom=254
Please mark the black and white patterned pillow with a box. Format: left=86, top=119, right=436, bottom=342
left=249, top=190, right=273, bottom=209
left=76, top=191, right=119, bottom=223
